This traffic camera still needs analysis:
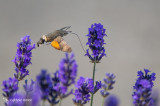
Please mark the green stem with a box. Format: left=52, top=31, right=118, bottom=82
left=59, top=99, right=62, bottom=106
left=102, top=98, right=105, bottom=106
left=90, top=60, right=96, bottom=106
left=42, top=100, right=45, bottom=106
left=50, top=103, right=54, bottom=106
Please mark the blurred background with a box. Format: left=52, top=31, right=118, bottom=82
left=0, top=0, right=160, bottom=106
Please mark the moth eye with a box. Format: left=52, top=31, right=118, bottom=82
left=51, top=40, right=60, bottom=50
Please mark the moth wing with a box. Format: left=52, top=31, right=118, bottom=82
left=44, top=30, right=60, bottom=42
left=51, top=36, right=72, bottom=53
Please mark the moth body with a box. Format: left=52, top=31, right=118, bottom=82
left=37, top=26, right=72, bottom=53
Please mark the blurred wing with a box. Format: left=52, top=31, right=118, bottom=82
left=51, top=36, right=72, bottom=53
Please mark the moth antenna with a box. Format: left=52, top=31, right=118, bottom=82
left=70, top=32, right=86, bottom=53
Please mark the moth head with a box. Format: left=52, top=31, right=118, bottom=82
left=37, top=37, right=45, bottom=47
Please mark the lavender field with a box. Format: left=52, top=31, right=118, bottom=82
left=0, top=1, right=160, bottom=106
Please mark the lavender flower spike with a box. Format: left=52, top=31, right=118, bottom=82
left=132, top=69, right=156, bottom=106
left=104, top=95, right=119, bottom=106
left=85, top=23, right=107, bottom=63
left=2, top=77, right=18, bottom=99
left=37, top=70, right=59, bottom=105
left=72, top=77, right=94, bottom=105
left=7, top=93, right=25, bottom=106
left=48, top=71, right=59, bottom=105
left=7, top=81, right=41, bottom=106
left=36, top=69, right=52, bottom=100
left=100, top=73, right=115, bottom=98
left=13, top=35, right=35, bottom=81
left=54, top=53, right=78, bottom=99
left=23, top=79, right=41, bottom=106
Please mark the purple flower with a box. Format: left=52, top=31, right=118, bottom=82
left=54, top=53, right=78, bottom=98
left=13, top=35, right=35, bottom=81
left=48, top=71, right=59, bottom=105
left=36, top=69, right=52, bottom=100
left=139, top=79, right=151, bottom=88
left=2, top=77, right=19, bottom=99
left=29, top=89, right=41, bottom=106
left=132, top=69, right=156, bottom=106
left=37, top=70, right=59, bottom=105
left=76, top=77, right=94, bottom=92
left=7, top=93, right=25, bottom=106
left=7, top=87, right=41, bottom=106
left=23, top=79, right=41, bottom=106
left=72, top=77, right=94, bottom=105
left=93, top=81, right=102, bottom=94
left=100, top=73, right=115, bottom=98
left=26, top=82, right=41, bottom=106
left=58, top=53, right=77, bottom=86
left=104, top=95, right=119, bottom=106
left=85, top=23, right=107, bottom=63
left=23, top=79, right=34, bottom=93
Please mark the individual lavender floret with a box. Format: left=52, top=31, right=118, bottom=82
left=13, top=35, right=35, bottom=81
left=100, top=73, right=115, bottom=98
left=94, top=81, right=102, bottom=91
left=104, top=95, right=119, bottom=106
left=36, top=69, right=52, bottom=100
left=2, top=77, right=19, bottom=99
left=85, top=23, right=107, bottom=63
left=94, top=81, right=102, bottom=94
left=132, top=69, right=156, bottom=106
left=48, top=71, right=59, bottom=105
left=54, top=53, right=78, bottom=99
left=72, top=77, right=94, bottom=105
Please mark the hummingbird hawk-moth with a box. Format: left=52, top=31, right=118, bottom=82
left=37, top=26, right=72, bottom=53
